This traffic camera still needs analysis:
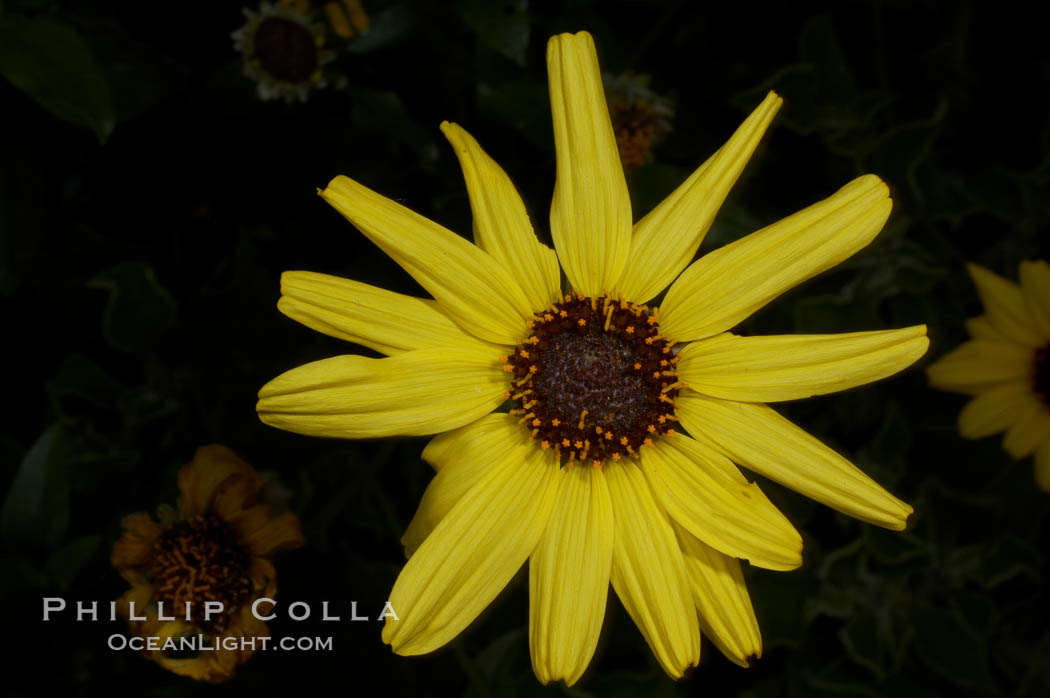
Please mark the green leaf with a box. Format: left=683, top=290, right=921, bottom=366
left=910, top=602, right=998, bottom=693
left=87, top=261, right=176, bottom=353
left=477, top=80, right=551, bottom=150
left=348, top=88, right=438, bottom=166
left=45, top=534, right=100, bottom=590
left=1, top=422, right=73, bottom=549
left=0, top=14, right=114, bottom=142
left=47, top=354, right=124, bottom=412
left=346, top=3, right=416, bottom=54
left=839, top=611, right=887, bottom=680
left=457, top=0, right=531, bottom=66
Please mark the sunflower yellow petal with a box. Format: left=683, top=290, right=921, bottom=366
left=640, top=435, right=802, bottom=570
left=1019, top=260, right=1050, bottom=339
left=968, top=264, right=1044, bottom=347
left=677, top=326, right=928, bottom=402
left=673, top=522, right=761, bottom=667
left=441, top=122, right=561, bottom=313
left=926, top=339, right=1033, bottom=395
left=382, top=446, right=561, bottom=655
left=964, top=316, right=1007, bottom=342
left=320, top=175, right=532, bottom=344
left=529, top=465, right=613, bottom=686
left=1002, top=402, right=1050, bottom=458
left=1035, top=438, right=1050, bottom=493
left=404, top=416, right=531, bottom=556
left=660, top=175, right=891, bottom=342
left=256, top=348, right=507, bottom=438
left=957, top=381, right=1034, bottom=439
left=278, top=271, right=497, bottom=355
left=606, top=463, right=700, bottom=678
left=615, top=92, right=782, bottom=303
left=420, top=413, right=526, bottom=473
left=547, top=31, right=631, bottom=296
left=677, top=393, right=913, bottom=530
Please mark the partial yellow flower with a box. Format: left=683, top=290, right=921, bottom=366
left=111, top=445, right=304, bottom=683
left=927, top=261, right=1050, bottom=492
left=258, top=30, right=925, bottom=684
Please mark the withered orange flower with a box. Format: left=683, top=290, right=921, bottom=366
left=111, top=445, right=303, bottom=682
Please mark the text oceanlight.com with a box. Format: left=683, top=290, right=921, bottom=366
left=108, top=633, right=334, bottom=652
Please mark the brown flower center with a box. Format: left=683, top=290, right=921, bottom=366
left=253, top=17, right=318, bottom=83
left=502, top=293, right=681, bottom=467
left=151, top=514, right=253, bottom=634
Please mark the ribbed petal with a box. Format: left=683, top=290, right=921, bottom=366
left=677, top=326, right=928, bottom=402
left=606, top=463, right=700, bottom=678
left=420, top=413, right=526, bottom=473
left=677, top=393, right=913, bottom=530
left=660, top=175, right=891, bottom=343
left=529, top=465, right=613, bottom=686
left=320, top=175, right=532, bottom=344
left=441, top=122, right=561, bottom=313
left=957, top=381, right=1034, bottom=439
left=278, top=271, right=496, bottom=355
left=1019, top=260, right=1050, bottom=339
left=257, top=348, right=507, bottom=438
left=1002, top=401, right=1050, bottom=458
left=640, top=435, right=802, bottom=571
left=404, top=416, right=531, bottom=556
left=673, top=522, right=762, bottom=668
left=547, top=31, right=632, bottom=296
left=382, top=446, right=561, bottom=655
left=968, top=264, right=1045, bottom=347
left=926, top=340, right=1033, bottom=395
left=1035, top=438, right=1050, bottom=493
left=615, top=92, right=782, bottom=303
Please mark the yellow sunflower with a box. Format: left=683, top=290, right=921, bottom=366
left=927, top=262, right=1050, bottom=492
left=257, top=31, right=926, bottom=684
left=111, top=445, right=304, bottom=682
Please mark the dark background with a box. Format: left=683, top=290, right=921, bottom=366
left=2, top=0, right=1049, bottom=696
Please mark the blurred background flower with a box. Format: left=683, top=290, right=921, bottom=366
left=232, top=0, right=368, bottom=102
left=927, top=262, right=1050, bottom=492
left=111, top=445, right=303, bottom=682
left=603, top=70, right=674, bottom=170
